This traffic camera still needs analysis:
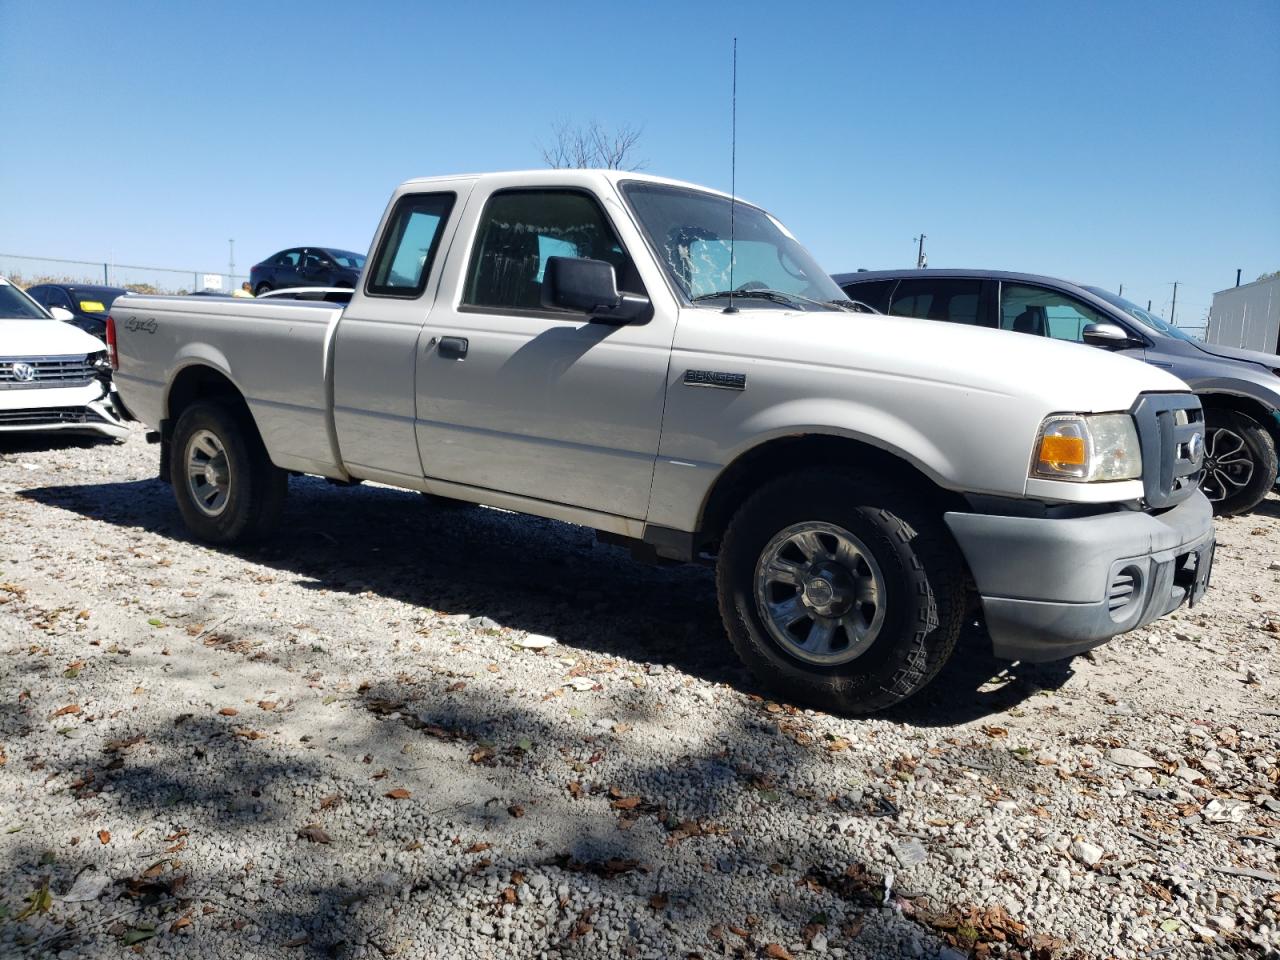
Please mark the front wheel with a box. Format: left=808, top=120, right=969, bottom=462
left=1201, top=409, right=1277, bottom=516
left=170, top=401, right=287, bottom=544
left=716, top=468, right=966, bottom=714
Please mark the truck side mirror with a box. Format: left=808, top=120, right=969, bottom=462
left=1082, top=322, right=1133, bottom=348
left=541, top=256, right=650, bottom=324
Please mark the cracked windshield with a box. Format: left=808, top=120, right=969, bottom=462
left=622, top=181, right=853, bottom=311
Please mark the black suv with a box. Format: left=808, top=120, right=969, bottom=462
left=835, top=269, right=1280, bottom=516
left=24, top=283, right=129, bottom=337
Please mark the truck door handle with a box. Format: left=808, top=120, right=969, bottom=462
left=437, top=336, right=468, bottom=360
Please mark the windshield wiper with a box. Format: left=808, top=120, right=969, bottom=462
left=691, top=289, right=802, bottom=308
left=692, top=288, right=856, bottom=312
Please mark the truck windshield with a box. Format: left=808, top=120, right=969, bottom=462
left=621, top=181, right=852, bottom=311
left=1084, top=286, right=1197, bottom=343
left=0, top=281, right=52, bottom=320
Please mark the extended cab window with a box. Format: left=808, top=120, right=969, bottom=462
left=366, top=193, right=456, bottom=298
left=1000, top=283, right=1106, bottom=341
left=888, top=278, right=982, bottom=325
left=463, top=189, right=642, bottom=312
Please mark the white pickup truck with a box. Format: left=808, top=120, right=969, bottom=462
left=109, top=170, right=1215, bottom=713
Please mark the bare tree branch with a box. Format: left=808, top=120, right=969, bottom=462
left=537, top=119, right=646, bottom=170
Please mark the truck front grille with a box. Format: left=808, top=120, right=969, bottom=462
left=0, top=355, right=96, bottom=389
left=1131, top=393, right=1205, bottom=509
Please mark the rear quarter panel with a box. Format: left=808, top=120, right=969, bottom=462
left=111, top=296, right=343, bottom=475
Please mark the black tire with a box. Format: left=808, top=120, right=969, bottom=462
left=1201, top=408, right=1277, bottom=517
left=716, top=468, right=966, bottom=715
left=170, top=401, right=287, bottom=544
left=254, top=283, right=272, bottom=296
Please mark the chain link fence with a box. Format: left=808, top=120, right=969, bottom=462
left=0, top=253, right=248, bottom=295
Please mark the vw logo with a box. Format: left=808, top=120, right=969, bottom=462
left=11, top=362, right=35, bottom=383
left=1188, top=431, right=1204, bottom=461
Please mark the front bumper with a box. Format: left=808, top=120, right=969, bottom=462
left=0, top=382, right=130, bottom=440
left=945, top=492, right=1215, bottom=662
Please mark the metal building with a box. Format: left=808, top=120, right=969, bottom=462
left=1206, top=275, right=1280, bottom=353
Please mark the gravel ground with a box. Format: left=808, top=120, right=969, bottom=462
left=2, top=424, right=1279, bottom=960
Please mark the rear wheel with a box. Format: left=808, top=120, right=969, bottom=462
left=254, top=282, right=272, bottom=296
left=716, top=468, right=966, bottom=714
left=170, top=401, right=287, bottom=543
left=1201, top=408, right=1277, bottom=516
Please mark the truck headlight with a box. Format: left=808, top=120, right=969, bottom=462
left=1032, top=413, right=1142, bottom=482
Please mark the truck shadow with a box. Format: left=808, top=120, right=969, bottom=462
left=19, top=475, right=1070, bottom=725
left=0, top=434, right=119, bottom=453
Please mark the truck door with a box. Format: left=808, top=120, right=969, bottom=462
left=331, top=190, right=463, bottom=480
left=414, top=182, right=675, bottom=520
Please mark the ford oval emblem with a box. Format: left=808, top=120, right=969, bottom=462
left=12, top=362, right=35, bottom=382
left=1188, top=431, right=1203, bottom=461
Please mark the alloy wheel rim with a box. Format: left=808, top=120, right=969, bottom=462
left=1200, top=427, right=1254, bottom=502
left=753, top=521, right=887, bottom=665
left=186, top=429, right=231, bottom=517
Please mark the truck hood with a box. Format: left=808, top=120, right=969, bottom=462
left=0, top=318, right=107, bottom=356
left=686, top=308, right=1189, bottom=411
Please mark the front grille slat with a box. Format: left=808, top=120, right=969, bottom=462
left=0, top=355, right=95, bottom=389
left=1132, top=393, right=1205, bottom=509
left=0, top=406, right=89, bottom=426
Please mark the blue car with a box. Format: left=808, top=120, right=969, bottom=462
left=249, top=247, right=366, bottom=296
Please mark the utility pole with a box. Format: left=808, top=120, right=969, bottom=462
left=228, top=239, right=235, bottom=289
left=913, top=234, right=927, bottom=269
left=1147, top=300, right=1152, bottom=311
left=1118, top=284, right=1124, bottom=297
left=1170, top=281, right=1178, bottom=324
left=1236, top=268, right=1242, bottom=287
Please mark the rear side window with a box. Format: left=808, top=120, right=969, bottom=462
left=888, top=278, right=982, bottom=325
left=275, top=250, right=301, bottom=267
left=839, top=279, right=894, bottom=312
left=463, top=189, right=641, bottom=313
left=366, top=193, right=456, bottom=298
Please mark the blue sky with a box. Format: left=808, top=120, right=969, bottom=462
left=1, top=0, right=1277, bottom=327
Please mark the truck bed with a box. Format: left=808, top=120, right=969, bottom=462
left=111, top=295, right=346, bottom=477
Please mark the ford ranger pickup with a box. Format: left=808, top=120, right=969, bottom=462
left=108, top=170, right=1216, bottom=713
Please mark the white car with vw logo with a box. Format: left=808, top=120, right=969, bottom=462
left=0, top=277, right=129, bottom=439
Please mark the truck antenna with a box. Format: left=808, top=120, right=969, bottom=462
left=724, top=37, right=739, bottom=315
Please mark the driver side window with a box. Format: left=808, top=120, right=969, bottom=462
left=463, top=189, right=643, bottom=313
left=1000, top=283, right=1107, bottom=341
